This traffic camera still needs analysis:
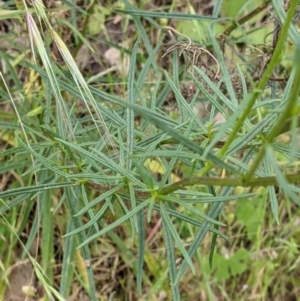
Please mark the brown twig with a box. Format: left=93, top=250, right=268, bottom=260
left=223, top=0, right=272, bottom=37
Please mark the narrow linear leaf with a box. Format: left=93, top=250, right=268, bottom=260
left=115, top=9, right=218, bottom=21
left=126, top=38, right=140, bottom=170
left=136, top=209, right=145, bottom=295
left=75, top=199, right=151, bottom=248
left=160, top=204, right=195, bottom=274
left=266, top=145, right=300, bottom=205
left=0, top=182, right=76, bottom=199
left=160, top=203, right=181, bottom=301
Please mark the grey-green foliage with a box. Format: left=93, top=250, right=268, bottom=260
left=1, top=0, right=300, bottom=300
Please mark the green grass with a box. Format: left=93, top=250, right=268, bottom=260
left=1, top=0, right=300, bottom=300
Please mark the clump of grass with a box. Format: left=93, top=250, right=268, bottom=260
left=1, top=0, right=300, bottom=300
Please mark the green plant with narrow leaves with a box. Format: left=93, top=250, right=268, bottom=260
left=1, top=0, right=300, bottom=300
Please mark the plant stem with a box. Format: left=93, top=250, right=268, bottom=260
left=198, top=0, right=298, bottom=178
left=245, top=44, right=300, bottom=180
left=86, top=171, right=300, bottom=200
left=223, top=0, right=271, bottom=36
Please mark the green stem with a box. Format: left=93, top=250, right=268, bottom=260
left=221, top=0, right=297, bottom=155
left=245, top=45, right=300, bottom=180
left=86, top=171, right=300, bottom=200
left=198, top=0, right=298, bottom=177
